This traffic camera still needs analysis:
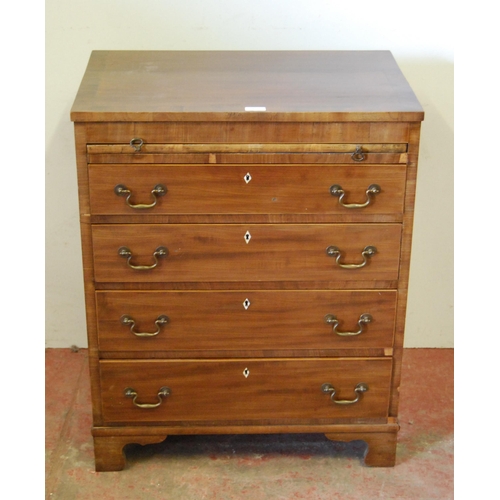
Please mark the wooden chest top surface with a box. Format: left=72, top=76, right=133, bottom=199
left=70, top=50, right=424, bottom=122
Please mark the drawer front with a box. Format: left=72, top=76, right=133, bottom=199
left=92, top=224, right=402, bottom=283
left=88, top=164, right=406, bottom=216
left=99, top=358, right=392, bottom=423
left=96, top=290, right=397, bottom=352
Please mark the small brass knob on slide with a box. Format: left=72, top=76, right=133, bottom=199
left=351, top=145, right=366, bottom=162
left=129, top=137, right=144, bottom=151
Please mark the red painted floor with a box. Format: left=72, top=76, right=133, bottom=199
left=45, top=348, right=453, bottom=499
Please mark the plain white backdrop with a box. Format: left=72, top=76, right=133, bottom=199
left=45, top=1, right=454, bottom=349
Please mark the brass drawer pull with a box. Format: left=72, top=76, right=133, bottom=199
left=120, top=314, right=169, bottom=337
left=114, top=184, right=167, bottom=209
left=324, top=313, right=372, bottom=336
left=118, top=246, right=169, bottom=270
left=351, top=145, right=365, bottom=162
left=329, top=184, right=381, bottom=208
left=129, top=137, right=144, bottom=151
left=326, top=245, right=377, bottom=269
left=124, top=386, right=171, bottom=408
left=321, top=382, right=368, bottom=405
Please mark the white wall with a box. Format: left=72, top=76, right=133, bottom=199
left=46, top=0, right=453, bottom=348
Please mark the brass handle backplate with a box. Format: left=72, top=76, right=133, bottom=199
left=326, top=245, right=377, bottom=269
left=114, top=184, right=167, bottom=209
left=329, top=184, right=381, bottom=208
left=124, top=386, right=171, bottom=408
left=324, top=313, right=372, bottom=336
left=321, top=382, right=368, bottom=405
left=120, top=314, right=170, bottom=337
left=118, top=246, right=169, bottom=270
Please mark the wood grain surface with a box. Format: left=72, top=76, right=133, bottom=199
left=71, top=51, right=423, bottom=122
left=88, top=164, right=407, bottom=216
left=95, top=290, right=397, bottom=353
left=99, top=358, right=392, bottom=423
left=91, top=223, right=402, bottom=283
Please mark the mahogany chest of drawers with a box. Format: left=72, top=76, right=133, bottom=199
left=71, top=50, right=423, bottom=471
